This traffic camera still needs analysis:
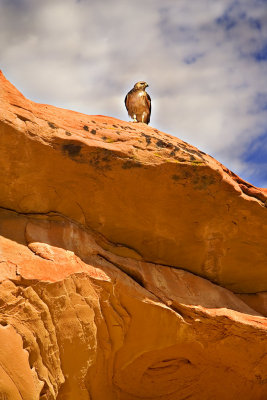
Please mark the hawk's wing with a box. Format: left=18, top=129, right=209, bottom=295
left=124, top=93, right=129, bottom=111
left=145, top=92, right=151, bottom=123
left=125, top=89, right=133, bottom=113
left=145, top=92, right=151, bottom=114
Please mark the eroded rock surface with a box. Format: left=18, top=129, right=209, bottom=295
left=0, top=71, right=266, bottom=399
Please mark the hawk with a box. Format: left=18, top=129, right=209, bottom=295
left=125, top=81, right=151, bottom=124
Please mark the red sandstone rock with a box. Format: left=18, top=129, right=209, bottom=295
left=0, top=71, right=266, bottom=400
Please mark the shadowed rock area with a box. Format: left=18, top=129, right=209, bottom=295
left=0, top=70, right=266, bottom=400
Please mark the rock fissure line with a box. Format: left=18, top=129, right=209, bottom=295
left=1, top=204, right=266, bottom=301
left=96, top=253, right=145, bottom=289
left=0, top=204, right=226, bottom=291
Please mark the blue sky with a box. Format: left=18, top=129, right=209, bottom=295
left=1, top=0, right=267, bottom=187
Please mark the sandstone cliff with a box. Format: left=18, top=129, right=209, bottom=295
left=0, top=70, right=266, bottom=400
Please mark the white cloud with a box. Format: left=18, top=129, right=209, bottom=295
left=0, top=0, right=267, bottom=186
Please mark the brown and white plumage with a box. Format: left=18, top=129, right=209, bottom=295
left=125, top=81, right=151, bottom=124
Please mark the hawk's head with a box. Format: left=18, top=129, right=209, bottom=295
left=134, top=81, right=149, bottom=90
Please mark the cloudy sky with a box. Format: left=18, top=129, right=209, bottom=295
left=1, top=0, right=267, bottom=187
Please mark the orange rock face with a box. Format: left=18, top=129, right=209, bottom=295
left=0, top=70, right=266, bottom=400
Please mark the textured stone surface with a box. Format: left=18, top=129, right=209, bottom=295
left=0, top=71, right=267, bottom=400
left=0, top=71, right=267, bottom=294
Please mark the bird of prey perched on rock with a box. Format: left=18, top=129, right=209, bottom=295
left=125, top=81, right=151, bottom=124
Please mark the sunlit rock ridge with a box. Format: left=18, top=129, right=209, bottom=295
left=0, top=70, right=266, bottom=400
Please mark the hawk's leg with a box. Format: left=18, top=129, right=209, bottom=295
left=132, top=114, right=138, bottom=123
left=142, top=112, right=148, bottom=123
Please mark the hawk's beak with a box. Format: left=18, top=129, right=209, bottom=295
left=146, top=84, right=149, bottom=88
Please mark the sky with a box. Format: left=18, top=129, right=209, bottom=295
left=0, top=0, right=267, bottom=187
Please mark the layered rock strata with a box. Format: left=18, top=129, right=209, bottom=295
left=0, top=71, right=266, bottom=400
